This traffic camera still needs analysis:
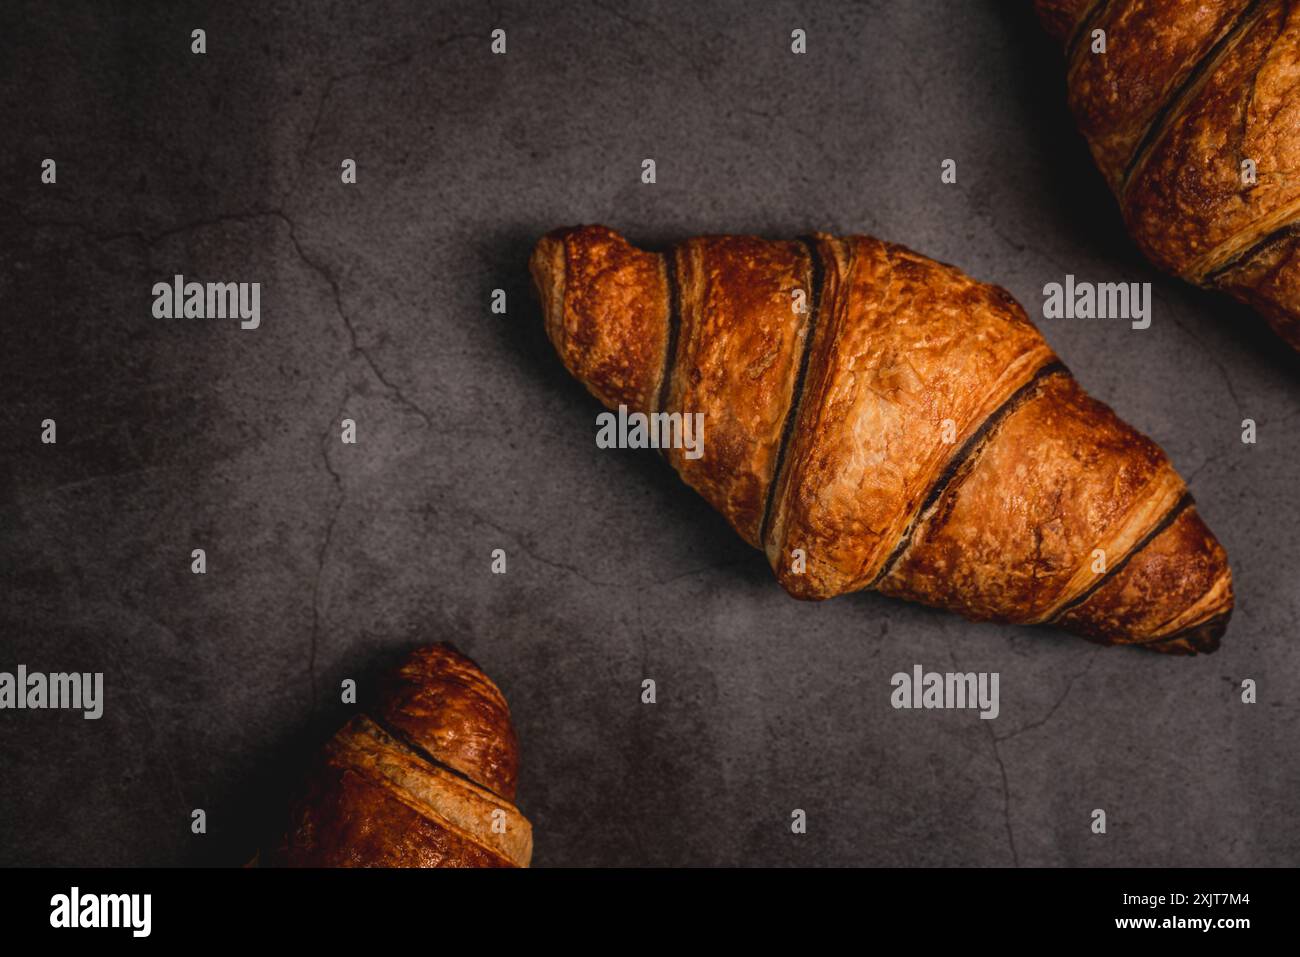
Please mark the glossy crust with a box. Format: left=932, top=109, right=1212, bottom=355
left=269, top=644, right=532, bottom=867
left=1055, top=504, right=1233, bottom=650
left=766, top=235, right=1058, bottom=599
left=531, top=225, right=1233, bottom=652
left=532, top=224, right=670, bottom=412
left=877, top=373, right=1188, bottom=624
left=1212, top=227, right=1300, bottom=343
left=374, top=644, right=520, bottom=801
left=664, top=236, right=814, bottom=546
left=1036, top=0, right=1300, bottom=350
left=1066, top=0, right=1246, bottom=193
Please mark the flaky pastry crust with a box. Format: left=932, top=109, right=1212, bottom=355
left=1037, top=0, right=1300, bottom=349
left=268, top=644, right=532, bottom=867
left=531, top=225, right=1233, bottom=652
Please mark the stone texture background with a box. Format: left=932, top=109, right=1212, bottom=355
left=2, top=0, right=1297, bottom=868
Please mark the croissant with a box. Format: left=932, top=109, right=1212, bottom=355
left=530, top=225, right=1233, bottom=653
left=1035, top=0, right=1300, bottom=350
left=267, top=644, right=532, bottom=867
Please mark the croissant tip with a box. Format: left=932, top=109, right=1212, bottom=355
left=1142, top=610, right=1232, bottom=655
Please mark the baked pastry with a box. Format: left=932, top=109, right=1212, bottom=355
left=530, top=225, right=1233, bottom=653
left=268, top=644, right=532, bottom=867
left=1035, top=0, right=1300, bottom=350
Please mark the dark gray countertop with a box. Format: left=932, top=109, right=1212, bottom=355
left=2, top=0, right=1297, bottom=867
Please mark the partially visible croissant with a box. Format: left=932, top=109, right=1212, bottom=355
left=267, top=644, right=532, bottom=867
left=1035, top=0, right=1300, bottom=350
left=531, top=225, right=1233, bottom=653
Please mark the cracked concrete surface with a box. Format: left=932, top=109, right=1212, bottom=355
left=2, top=0, right=1298, bottom=867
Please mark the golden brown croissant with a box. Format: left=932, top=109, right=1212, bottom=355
left=1035, top=0, right=1300, bottom=350
left=267, top=644, right=532, bottom=867
left=531, top=225, right=1233, bottom=653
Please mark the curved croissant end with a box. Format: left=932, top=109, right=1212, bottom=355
left=271, top=644, right=532, bottom=867
left=1036, top=0, right=1300, bottom=350
left=531, top=225, right=1233, bottom=653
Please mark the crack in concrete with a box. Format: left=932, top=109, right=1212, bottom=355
left=983, top=718, right=1020, bottom=866
left=310, top=389, right=350, bottom=710
left=283, top=31, right=480, bottom=207
left=10, top=199, right=437, bottom=434
left=590, top=0, right=717, bottom=91
left=652, top=556, right=750, bottom=585
left=1166, top=309, right=1245, bottom=419
left=1185, top=448, right=1225, bottom=485
left=947, top=638, right=1019, bottom=866
left=460, top=503, right=624, bottom=588
left=270, top=210, right=434, bottom=428
left=995, top=646, right=1100, bottom=744
left=3, top=202, right=283, bottom=249
left=286, top=58, right=411, bottom=207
